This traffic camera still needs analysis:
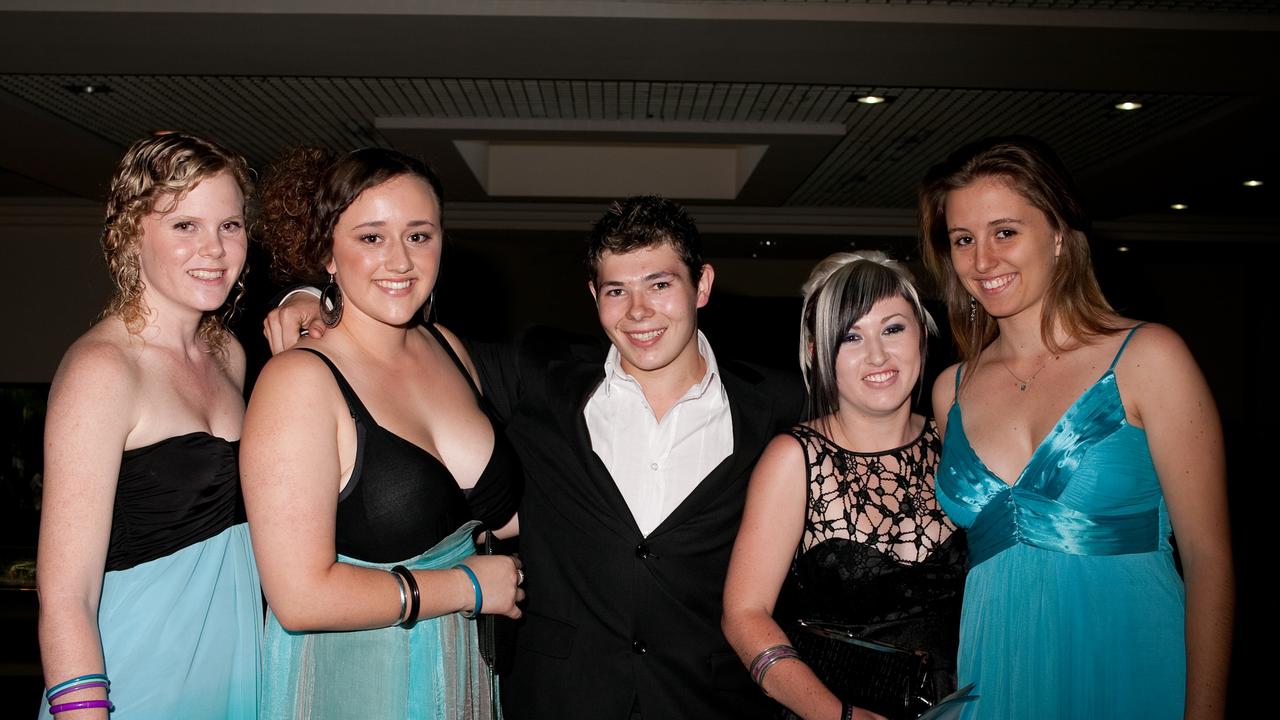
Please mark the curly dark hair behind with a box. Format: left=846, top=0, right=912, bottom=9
left=585, top=195, right=704, bottom=285
left=256, top=147, right=333, bottom=284
left=256, top=146, right=445, bottom=284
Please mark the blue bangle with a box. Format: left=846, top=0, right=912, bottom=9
left=453, top=564, right=483, bottom=618
left=46, top=674, right=109, bottom=702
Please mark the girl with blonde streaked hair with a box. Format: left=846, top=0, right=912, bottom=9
left=724, top=251, right=968, bottom=720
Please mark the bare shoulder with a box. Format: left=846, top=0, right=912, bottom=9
left=47, top=322, right=141, bottom=438
left=243, top=347, right=344, bottom=438
left=253, top=345, right=336, bottom=392
left=931, top=363, right=961, bottom=435
left=1116, top=321, right=1188, bottom=357
left=752, top=431, right=806, bottom=483
left=53, top=324, right=140, bottom=399
left=1111, top=322, right=1199, bottom=379
left=220, top=334, right=248, bottom=389
left=431, top=323, right=482, bottom=387
left=1109, top=322, right=1210, bottom=420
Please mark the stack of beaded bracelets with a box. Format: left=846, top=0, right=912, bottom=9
left=46, top=673, right=114, bottom=715
left=748, top=643, right=800, bottom=692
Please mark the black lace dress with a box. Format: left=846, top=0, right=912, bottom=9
left=776, top=420, right=966, bottom=720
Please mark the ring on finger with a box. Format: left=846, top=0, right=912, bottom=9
left=516, top=568, right=525, bottom=586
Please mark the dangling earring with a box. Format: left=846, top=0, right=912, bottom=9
left=422, top=289, right=436, bottom=326
left=968, top=296, right=977, bottom=323
left=320, top=273, right=343, bottom=327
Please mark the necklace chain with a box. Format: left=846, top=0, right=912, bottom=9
left=999, top=355, right=1056, bottom=391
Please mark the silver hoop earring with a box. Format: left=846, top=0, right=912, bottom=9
left=320, top=273, right=343, bottom=327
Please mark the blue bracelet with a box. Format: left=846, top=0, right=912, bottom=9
left=46, top=674, right=109, bottom=702
left=453, top=564, right=483, bottom=618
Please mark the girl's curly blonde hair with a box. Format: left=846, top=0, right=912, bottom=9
left=101, top=133, right=253, bottom=355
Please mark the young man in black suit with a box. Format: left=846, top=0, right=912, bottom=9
left=267, top=196, right=801, bottom=719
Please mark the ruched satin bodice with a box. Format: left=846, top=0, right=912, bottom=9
left=938, top=369, right=1170, bottom=567
left=935, top=325, right=1186, bottom=719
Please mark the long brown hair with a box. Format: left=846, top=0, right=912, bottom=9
left=919, top=136, right=1116, bottom=368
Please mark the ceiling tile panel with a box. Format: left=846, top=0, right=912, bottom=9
left=0, top=74, right=1231, bottom=209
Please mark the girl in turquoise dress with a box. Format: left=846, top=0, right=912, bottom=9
left=918, top=137, right=1233, bottom=719
left=37, top=133, right=261, bottom=719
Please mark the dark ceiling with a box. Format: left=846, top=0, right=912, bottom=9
left=1, top=0, right=1276, bottom=249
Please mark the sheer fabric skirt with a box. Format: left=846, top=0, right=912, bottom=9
left=38, top=523, right=262, bottom=719
left=955, top=543, right=1185, bottom=719
left=260, top=521, right=499, bottom=720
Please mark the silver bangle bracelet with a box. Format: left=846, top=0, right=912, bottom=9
left=388, top=568, right=408, bottom=625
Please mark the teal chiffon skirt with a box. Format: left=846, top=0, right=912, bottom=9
left=260, top=521, right=498, bottom=720
left=39, top=523, right=262, bottom=719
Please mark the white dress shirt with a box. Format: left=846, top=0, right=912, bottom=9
left=584, top=332, right=734, bottom=536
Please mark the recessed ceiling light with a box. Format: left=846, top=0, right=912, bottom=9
left=64, top=84, right=111, bottom=95
left=1115, top=101, right=1142, bottom=111
left=1116, top=246, right=1130, bottom=253
left=1170, top=203, right=1189, bottom=210
left=1243, top=179, right=1263, bottom=187
left=855, top=95, right=889, bottom=105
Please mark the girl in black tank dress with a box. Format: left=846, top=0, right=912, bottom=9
left=242, top=148, right=523, bottom=720
left=723, top=253, right=969, bottom=720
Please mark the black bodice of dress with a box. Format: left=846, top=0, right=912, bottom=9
left=106, top=432, right=244, bottom=572
left=299, top=327, right=521, bottom=564
left=777, top=420, right=966, bottom=675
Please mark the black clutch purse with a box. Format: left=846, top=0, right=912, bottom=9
left=788, top=619, right=935, bottom=720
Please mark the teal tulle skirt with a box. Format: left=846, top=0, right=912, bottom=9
left=39, top=523, right=262, bottom=719
left=260, top=521, right=499, bottom=720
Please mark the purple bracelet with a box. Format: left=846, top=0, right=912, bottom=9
left=48, top=681, right=109, bottom=702
left=748, top=643, right=800, bottom=690
left=49, top=699, right=114, bottom=714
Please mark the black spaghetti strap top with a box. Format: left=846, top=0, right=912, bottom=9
left=106, top=432, right=244, bottom=572
left=297, top=326, right=521, bottom=563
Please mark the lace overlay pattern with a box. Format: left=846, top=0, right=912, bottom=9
left=794, top=421, right=954, bottom=564
left=776, top=419, right=967, bottom=718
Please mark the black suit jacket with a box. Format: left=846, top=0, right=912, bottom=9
left=469, top=328, right=802, bottom=720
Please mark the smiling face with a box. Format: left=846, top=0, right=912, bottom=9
left=326, top=173, right=441, bottom=329
left=590, top=241, right=713, bottom=382
left=136, top=171, right=246, bottom=322
left=945, top=175, right=1061, bottom=324
left=833, top=294, right=923, bottom=420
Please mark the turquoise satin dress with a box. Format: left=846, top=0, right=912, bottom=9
left=936, top=326, right=1185, bottom=719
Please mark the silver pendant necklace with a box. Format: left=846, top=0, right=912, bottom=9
left=999, top=355, right=1055, bottom=392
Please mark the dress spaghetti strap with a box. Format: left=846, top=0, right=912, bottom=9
left=425, top=324, right=483, bottom=399
left=295, top=347, right=371, bottom=424
left=1107, top=324, right=1147, bottom=371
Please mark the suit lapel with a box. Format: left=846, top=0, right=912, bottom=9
left=650, top=366, right=775, bottom=536
left=547, top=359, right=644, bottom=540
